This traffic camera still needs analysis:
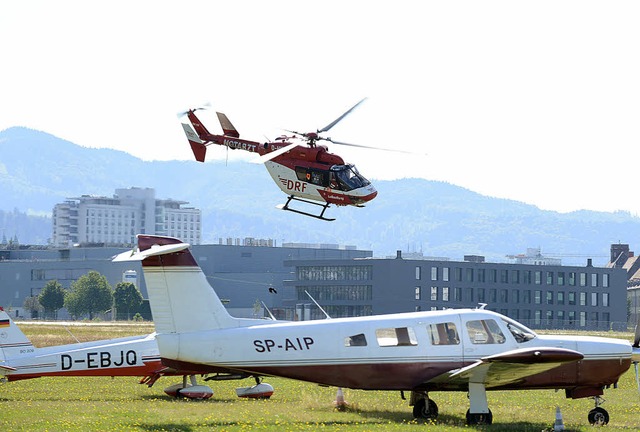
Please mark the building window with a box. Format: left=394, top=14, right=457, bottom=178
left=602, top=292, right=609, bottom=307
left=546, top=272, right=553, bottom=285
left=535, top=310, right=541, bottom=325
left=557, top=272, right=565, bottom=286
left=591, top=292, right=598, bottom=307
left=557, top=291, right=564, bottom=305
left=579, top=312, right=586, bottom=327
left=569, top=272, right=576, bottom=286
left=568, top=311, right=576, bottom=326
left=443, top=267, right=450, bottom=282
left=442, top=287, right=449, bottom=302
left=454, top=287, right=462, bottom=302
left=534, top=290, right=541, bottom=304
left=488, top=269, right=497, bottom=283
left=603, top=273, right=609, bottom=288
left=489, top=289, right=497, bottom=303
left=430, top=286, right=438, bottom=301
left=579, top=292, right=587, bottom=306
left=430, top=266, right=437, bottom=281
left=568, top=292, right=576, bottom=305
left=454, top=268, right=462, bottom=282
left=523, top=290, right=531, bottom=304
left=579, top=273, right=587, bottom=287
left=416, top=266, right=422, bottom=280
left=511, top=289, right=519, bottom=303
left=477, top=288, right=484, bottom=303
left=415, top=287, right=421, bottom=300
left=535, top=271, right=542, bottom=285
left=523, top=270, right=532, bottom=284
left=477, top=269, right=486, bottom=283
left=500, top=270, right=508, bottom=283
left=546, top=291, right=553, bottom=304
left=511, top=270, right=520, bottom=284
left=500, top=289, right=508, bottom=303
left=466, top=268, right=474, bottom=283
left=591, top=273, right=598, bottom=287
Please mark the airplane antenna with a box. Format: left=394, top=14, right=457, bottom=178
left=477, top=303, right=488, bottom=310
left=63, top=326, right=80, bottom=343
left=260, top=301, right=277, bottom=320
left=305, top=290, right=331, bottom=319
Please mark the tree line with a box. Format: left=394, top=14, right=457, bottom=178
left=23, top=271, right=147, bottom=321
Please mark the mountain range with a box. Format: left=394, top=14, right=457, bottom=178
left=1, top=126, right=638, bottom=265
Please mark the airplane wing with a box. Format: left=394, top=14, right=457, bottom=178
left=430, top=347, right=583, bottom=388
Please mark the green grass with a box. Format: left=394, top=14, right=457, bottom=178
left=1, top=323, right=639, bottom=431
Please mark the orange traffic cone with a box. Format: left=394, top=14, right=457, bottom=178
left=333, top=387, right=347, bottom=410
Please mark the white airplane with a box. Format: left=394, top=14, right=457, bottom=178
left=115, top=234, right=640, bottom=426
left=0, top=308, right=273, bottom=399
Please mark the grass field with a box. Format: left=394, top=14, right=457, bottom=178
left=1, top=322, right=639, bottom=431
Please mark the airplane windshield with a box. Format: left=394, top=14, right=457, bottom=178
left=330, top=164, right=370, bottom=191
left=502, top=317, right=536, bottom=343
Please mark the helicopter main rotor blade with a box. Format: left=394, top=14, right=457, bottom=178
left=176, top=102, right=212, bottom=118
left=317, top=98, right=367, bottom=133
left=258, top=142, right=300, bottom=163
left=326, top=138, right=425, bottom=155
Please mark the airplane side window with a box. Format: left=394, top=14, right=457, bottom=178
left=466, top=319, right=506, bottom=344
left=428, top=322, right=460, bottom=345
left=375, top=327, right=418, bottom=347
left=345, top=333, right=367, bottom=347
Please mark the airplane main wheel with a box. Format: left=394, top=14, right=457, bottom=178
left=412, top=397, right=439, bottom=420
left=588, top=407, right=609, bottom=425
left=466, top=409, right=493, bottom=425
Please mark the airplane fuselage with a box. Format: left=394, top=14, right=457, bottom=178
left=156, top=309, right=631, bottom=394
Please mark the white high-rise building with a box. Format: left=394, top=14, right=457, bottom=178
left=52, top=187, right=201, bottom=247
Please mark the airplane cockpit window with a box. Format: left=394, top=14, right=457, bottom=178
left=502, top=317, right=536, bottom=343
left=375, top=327, right=418, bottom=347
left=428, top=322, right=460, bottom=345
left=330, top=164, right=371, bottom=191
left=466, top=319, right=506, bottom=345
left=345, top=333, right=368, bottom=347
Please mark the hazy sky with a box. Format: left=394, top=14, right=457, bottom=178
left=2, top=1, right=639, bottom=214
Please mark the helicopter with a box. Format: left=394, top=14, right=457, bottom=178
left=179, top=99, right=403, bottom=221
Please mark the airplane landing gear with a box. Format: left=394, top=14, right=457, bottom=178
left=588, top=396, right=609, bottom=425
left=410, top=391, right=439, bottom=420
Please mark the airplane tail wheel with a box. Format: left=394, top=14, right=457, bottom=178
left=466, top=409, right=493, bottom=425
left=412, top=398, right=438, bottom=420
left=588, top=407, right=609, bottom=425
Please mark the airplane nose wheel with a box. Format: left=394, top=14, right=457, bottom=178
left=588, top=407, right=609, bottom=426
left=412, top=397, right=438, bottom=420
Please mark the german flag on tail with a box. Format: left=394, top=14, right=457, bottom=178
left=0, top=319, right=9, bottom=328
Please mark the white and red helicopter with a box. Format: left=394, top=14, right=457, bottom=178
left=179, top=99, right=404, bottom=221
left=116, top=235, right=640, bottom=426
left=0, top=307, right=274, bottom=400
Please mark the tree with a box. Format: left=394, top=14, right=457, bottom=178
left=64, top=271, right=113, bottom=320
left=39, top=280, right=66, bottom=319
left=113, top=282, right=143, bottom=320
left=23, top=295, right=43, bottom=319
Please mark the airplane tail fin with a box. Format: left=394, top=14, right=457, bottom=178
left=181, top=123, right=207, bottom=162
left=113, top=236, right=238, bottom=334
left=0, top=308, right=34, bottom=371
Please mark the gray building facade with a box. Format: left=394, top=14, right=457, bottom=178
left=286, top=252, right=628, bottom=331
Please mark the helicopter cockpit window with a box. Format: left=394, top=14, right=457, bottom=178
left=330, top=164, right=370, bottom=191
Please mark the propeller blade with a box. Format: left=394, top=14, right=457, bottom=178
left=326, top=138, right=426, bottom=155
left=318, top=98, right=367, bottom=133
left=258, top=142, right=299, bottom=163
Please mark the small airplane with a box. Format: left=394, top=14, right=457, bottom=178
left=0, top=307, right=273, bottom=400
left=115, top=234, right=640, bottom=426
left=179, top=100, right=402, bottom=221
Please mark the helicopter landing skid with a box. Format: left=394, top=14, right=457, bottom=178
left=277, top=196, right=335, bottom=221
